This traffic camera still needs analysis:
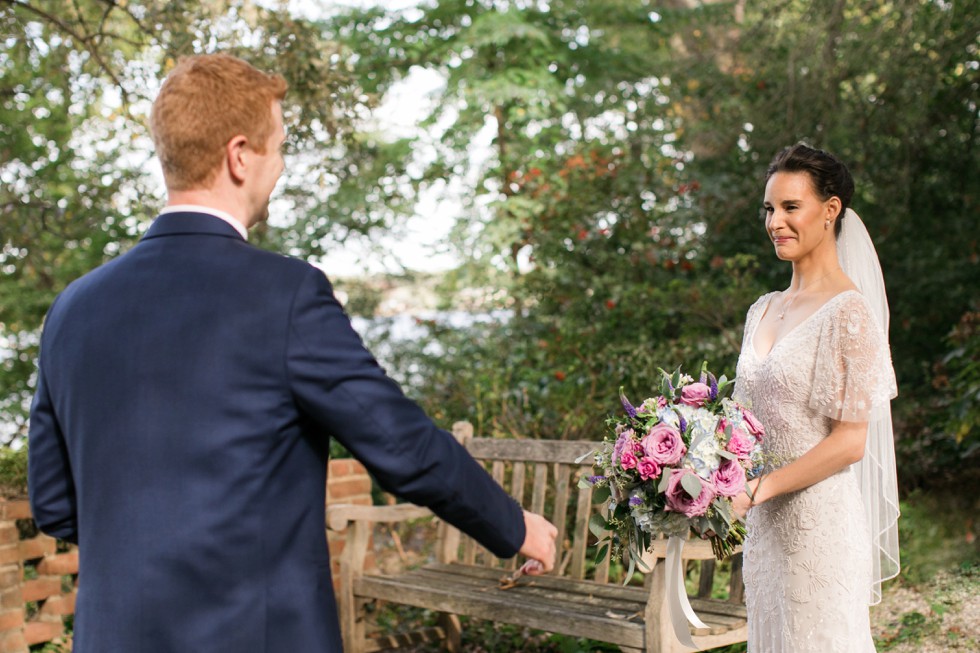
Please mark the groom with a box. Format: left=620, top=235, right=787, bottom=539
left=28, top=53, right=557, bottom=652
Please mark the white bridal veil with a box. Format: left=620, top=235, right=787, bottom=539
left=837, top=207, right=902, bottom=604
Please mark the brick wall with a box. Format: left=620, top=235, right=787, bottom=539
left=0, top=459, right=374, bottom=652
left=327, top=458, right=376, bottom=589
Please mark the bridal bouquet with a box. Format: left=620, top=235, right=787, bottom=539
left=582, top=364, right=765, bottom=576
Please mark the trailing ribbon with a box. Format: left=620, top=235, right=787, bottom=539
left=666, top=535, right=708, bottom=649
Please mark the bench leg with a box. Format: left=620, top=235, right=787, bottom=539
left=439, top=612, right=462, bottom=652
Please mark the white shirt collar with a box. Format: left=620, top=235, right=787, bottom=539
left=159, top=205, right=249, bottom=241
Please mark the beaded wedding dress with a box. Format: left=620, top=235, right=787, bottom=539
left=734, top=290, right=897, bottom=652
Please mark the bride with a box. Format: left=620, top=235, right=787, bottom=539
left=731, top=144, right=900, bottom=652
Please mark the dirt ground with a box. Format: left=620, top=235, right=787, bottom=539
left=870, top=568, right=979, bottom=651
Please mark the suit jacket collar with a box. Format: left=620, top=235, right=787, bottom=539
left=143, top=212, right=247, bottom=242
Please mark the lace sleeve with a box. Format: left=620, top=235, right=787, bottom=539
left=809, top=293, right=898, bottom=422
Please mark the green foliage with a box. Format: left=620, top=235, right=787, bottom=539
left=897, top=490, right=980, bottom=586
left=0, top=1, right=394, bottom=441
left=338, top=0, right=978, bottom=502
left=894, top=310, right=980, bottom=491
left=0, top=446, right=28, bottom=498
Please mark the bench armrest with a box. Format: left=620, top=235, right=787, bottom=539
left=326, top=503, right=434, bottom=532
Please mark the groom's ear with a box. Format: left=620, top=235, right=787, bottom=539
left=226, top=135, right=249, bottom=185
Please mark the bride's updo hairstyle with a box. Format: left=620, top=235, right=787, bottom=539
left=765, top=143, right=854, bottom=239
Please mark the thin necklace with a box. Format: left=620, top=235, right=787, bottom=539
left=778, top=268, right=841, bottom=320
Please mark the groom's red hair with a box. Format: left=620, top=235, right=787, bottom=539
left=151, top=53, right=288, bottom=191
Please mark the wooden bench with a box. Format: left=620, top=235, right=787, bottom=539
left=327, top=423, right=747, bottom=653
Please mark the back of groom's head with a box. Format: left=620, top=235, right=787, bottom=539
left=151, top=53, right=288, bottom=192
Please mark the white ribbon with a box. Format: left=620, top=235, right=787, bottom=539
left=666, top=535, right=708, bottom=649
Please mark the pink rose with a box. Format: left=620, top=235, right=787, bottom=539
left=726, top=428, right=755, bottom=459
left=742, top=409, right=765, bottom=439
left=711, top=458, right=747, bottom=498
left=641, top=423, right=686, bottom=465
left=657, top=396, right=669, bottom=409
left=637, top=457, right=662, bottom=481
left=620, top=450, right=638, bottom=471
left=665, top=468, right=716, bottom=517
left=679, top=382, right=711, bottom=407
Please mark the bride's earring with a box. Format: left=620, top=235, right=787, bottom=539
left=825, top=220, right=830, bottom=230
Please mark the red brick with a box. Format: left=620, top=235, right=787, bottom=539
left=328, top=459, right=353, bottom=476
left=39, top=591, right=75, bottom=616
left=0, top=528, right=16, bottom=547
left=0, top=566, right=20, bottom=590
left=18, top=537, right=55, bottom=561
left=0, top=629, right=28, bottom=653
left=23, top=620, right=64, bottom=646
left=0, top=589, right=23, bottom=610
left=0, top=502, right=31, bottom=521
left=36, top=552, right=77, bottom=576
left=0, top=548, right=20, bottom=567
left=329, top=539, right=345, bottom=557
left=327, top=477, right=371, bottom=502
left=21, top=578, right=61, bottom=602
left=0, top=609, right=23, bottom=632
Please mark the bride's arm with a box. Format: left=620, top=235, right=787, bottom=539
left=732, top=419, right=867, bottom=518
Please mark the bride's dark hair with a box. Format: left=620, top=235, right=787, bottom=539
left=765, top=143, right=854, bottom=238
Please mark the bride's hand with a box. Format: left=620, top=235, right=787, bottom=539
left=732, top=491, right=753, bottom=519
left=733, top=476, right=765, bottom=519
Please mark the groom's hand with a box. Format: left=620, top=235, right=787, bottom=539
left=518, top=510, right=558, bottom=574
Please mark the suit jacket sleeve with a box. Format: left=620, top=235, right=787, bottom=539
left=286, top=267, right=525, bottom=558
left=28, top=311, right=79, bottom=543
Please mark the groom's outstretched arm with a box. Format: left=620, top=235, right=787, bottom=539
left=286, top=266, right=538, bottom=559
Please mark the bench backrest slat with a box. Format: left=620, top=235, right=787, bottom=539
left=442, top=433, right=613, bottom=581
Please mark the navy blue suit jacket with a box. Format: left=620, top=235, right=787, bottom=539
left=28, top=212, right=525, bottom=652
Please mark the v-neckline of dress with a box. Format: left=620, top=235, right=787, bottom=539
left=751, top=290, right=859, bottom=362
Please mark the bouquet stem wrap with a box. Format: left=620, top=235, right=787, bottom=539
left=666, top=535, right=707, bottom=649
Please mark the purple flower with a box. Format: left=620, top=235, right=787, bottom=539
left=678, top=413, right=688, bottom=435
left=665, top=469, right=717, bottom=518
left=637, top=457, right=661, bottom=481
left=641, top=423, right=686, bottom=465
left=711, top=458, right=747, bottom=498
left=679, top=382, right=712, bottom=407
left=629, top=496, right=644, bottom=507
left=620, top=389, right=638, bottom=419
left=588, top=475, right=606, bottom=484
left=620, top=450, right=639, bottom=471
left=708, top=373, right=718, bottom=400
left=613, top=429, right=635, bottom=464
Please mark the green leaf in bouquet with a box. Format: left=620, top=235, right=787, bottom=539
left=671, top=369, right=682, bottom=392
left=657, top=471, right=672, bottom=493
left=594, top=542, right=609, bottom=565
left=574, top=449, right=595, bottom=465
left=712, top=499, right=734, bottom=525
left=591, top=485, right=611, bottom=504
left=708, top=515, right=729, bottom=540
left=589, top=513, right=610, bottom=539
left=681, top=472, right=703, bottom=498
left=718, top=450, right=738, bottom=461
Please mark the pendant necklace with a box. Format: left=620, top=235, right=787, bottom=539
left=778, top=268, right=841, bottom=320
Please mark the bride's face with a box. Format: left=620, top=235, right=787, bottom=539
left=762, top=172, right=839, bottom=262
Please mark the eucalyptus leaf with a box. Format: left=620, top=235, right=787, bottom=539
left=681, top=472, right=703, bottom=498
left=589, top=513, right=609, bottom=539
